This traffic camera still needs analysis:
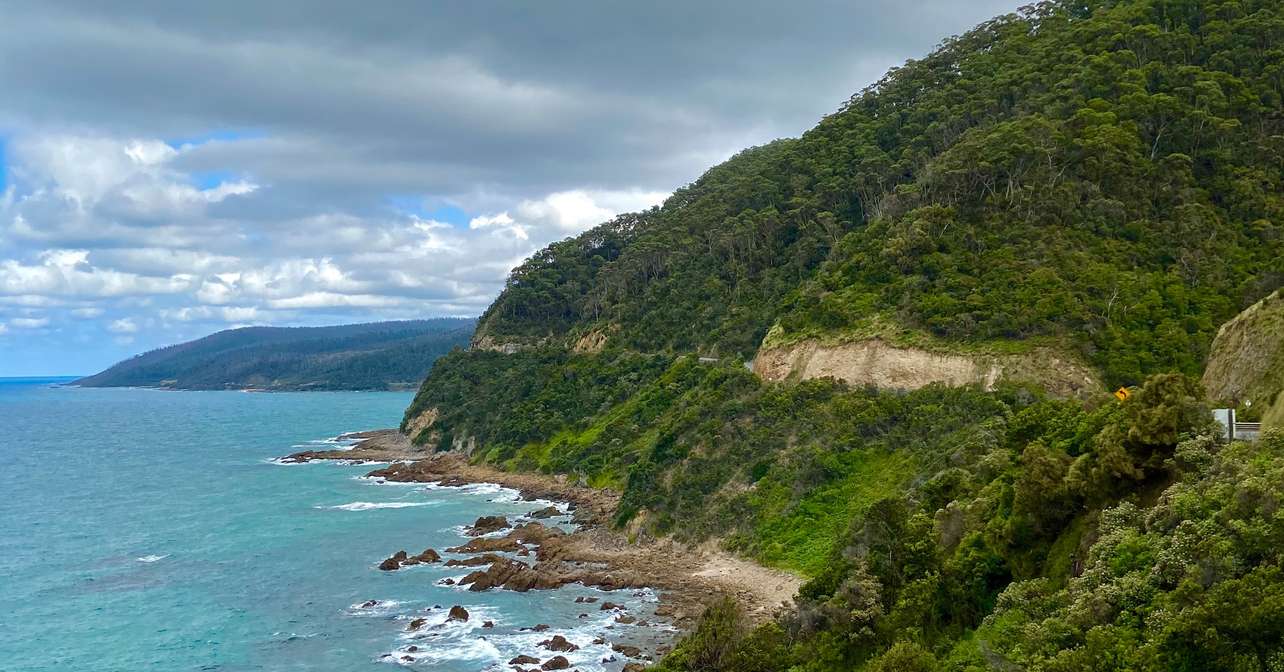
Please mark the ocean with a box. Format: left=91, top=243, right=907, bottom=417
left=0, top=378, right=664, bottom=671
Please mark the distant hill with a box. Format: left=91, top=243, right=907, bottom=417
left=77, top=319, right=476, bottom=391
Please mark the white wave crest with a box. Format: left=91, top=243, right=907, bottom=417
left=136, top=554, right=169, bottom=563
left=321, top=502, right=434, bottom=511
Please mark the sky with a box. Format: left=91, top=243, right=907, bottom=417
left=0, top=0, right=1018, bottom=376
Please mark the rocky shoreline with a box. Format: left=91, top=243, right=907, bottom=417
left=283, top=429, right=802, bottom=667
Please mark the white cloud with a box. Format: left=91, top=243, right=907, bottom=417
left=10, top=317, right=49, bottom=328
left=107, top=317, right=138, bottom=333
left=0, top=133, right=667, bottom=368
left=468, top=212, right=515, bottom=230
left=514, top=189, right=666, bottom=232
left=0, top=323, right=8, bottom=335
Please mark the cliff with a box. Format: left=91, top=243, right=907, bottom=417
left=1203, top=290, right=1284, bottom=426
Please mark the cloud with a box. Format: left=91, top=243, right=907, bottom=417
left=0, top=0, right=1020, bottom=375
left=10, top=317, right=49, bottom=328
left=107, top=317, right=138, bottom=333
left=0, top=323, right=8, bottom=335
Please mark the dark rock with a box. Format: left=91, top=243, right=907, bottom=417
left=468, top=515, right=510, bottom=535
left=600, top=602, right=623, bottom=611
left=615, top=614, right=637, bottom=624
left=447, top=537, right=522, bottom=554
left=417, top=548, right=441, bottom=563
left=575, top=596, right=598, bottom=604
left=509, top=655, right=540, bottom=665
left=378, top=556, right=402, bottom=571
left=623, top=664, right=646, bottom=672
left=613, top=644, right=642, bottom=658
left=359, top=599, right=379, bottom=608
left=519, top=623, right=551, bottom=632
left=438, top=578, right=455, bottom=586
left=482, top=620, right=494, bottom=628
left=539, top=635, right=579, bottom=652
left=446, top=605, right=469, bottom=622
left=406, top=645, right=419, bottom=652
left=407, top=618, right=427, bottom=631
left=445, top=552, right=507, bottom=567
left=541, top=656, right=570, bottom=670
left=528, top=505, right=562, bottom=519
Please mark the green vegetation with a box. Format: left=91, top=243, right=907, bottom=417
left=401, top=0, right=1284, bottom=669
left=78, top=319, right=473, bottom=391
left=474, top=0, right=1283, bottom=387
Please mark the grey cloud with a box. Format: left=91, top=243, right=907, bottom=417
left=0, top=0, right=1019, bottom=374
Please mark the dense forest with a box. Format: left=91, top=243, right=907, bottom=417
left=475, top=0, right=1283, bottom=387
left=77, top=319, right=473, bottom=391
left=404, top=0, right=1284, bottom=670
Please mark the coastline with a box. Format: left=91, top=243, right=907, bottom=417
left=283, top=429, right=802, bottom=661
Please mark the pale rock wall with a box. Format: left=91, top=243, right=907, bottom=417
left=753, top=338, right=1102, bottom=399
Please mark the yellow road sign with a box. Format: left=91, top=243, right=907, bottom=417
left=1114, top=387, right=1130, bottom=401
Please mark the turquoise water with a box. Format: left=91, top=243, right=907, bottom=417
left=0, top=379, right=662, bottom=671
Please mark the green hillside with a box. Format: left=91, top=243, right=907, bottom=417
left=404, top=1, right=1284, bottom=670
left=476, top=0, right=1283, bottom=387
left=78, top=319, right=474, bottom=391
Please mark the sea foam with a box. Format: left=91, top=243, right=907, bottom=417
left=321, top=502, right=435, bottom=511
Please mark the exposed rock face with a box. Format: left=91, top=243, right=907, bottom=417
left=753, top=338, right=1102, bottom=399
left=403, top=407, right=439, bottom=441
left=1203, top=290, right=1284, bottom=428
left=613, top=644, right=642, bottom=658
left=447, top=605, right=469, bottom=622
left=572, top=329, right=610, bottom=354
left=471, top=334, right=534, bottom=354
left=509, top=655, right=540, bottom=665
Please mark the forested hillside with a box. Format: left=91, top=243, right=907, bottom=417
left=404, top=1, right=1284, bottom=670
left=78, top=319, right=473, bottom=391
left=476, top=0, right=1283, bottom=386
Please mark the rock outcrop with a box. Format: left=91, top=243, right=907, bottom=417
left=468, top=515, right=511, bottom=535
left=378, top=548, right=440, bottom=570
left=1203, top=290, right=1284, bottom=428
left=753, top=337, right=1102, bottom=399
